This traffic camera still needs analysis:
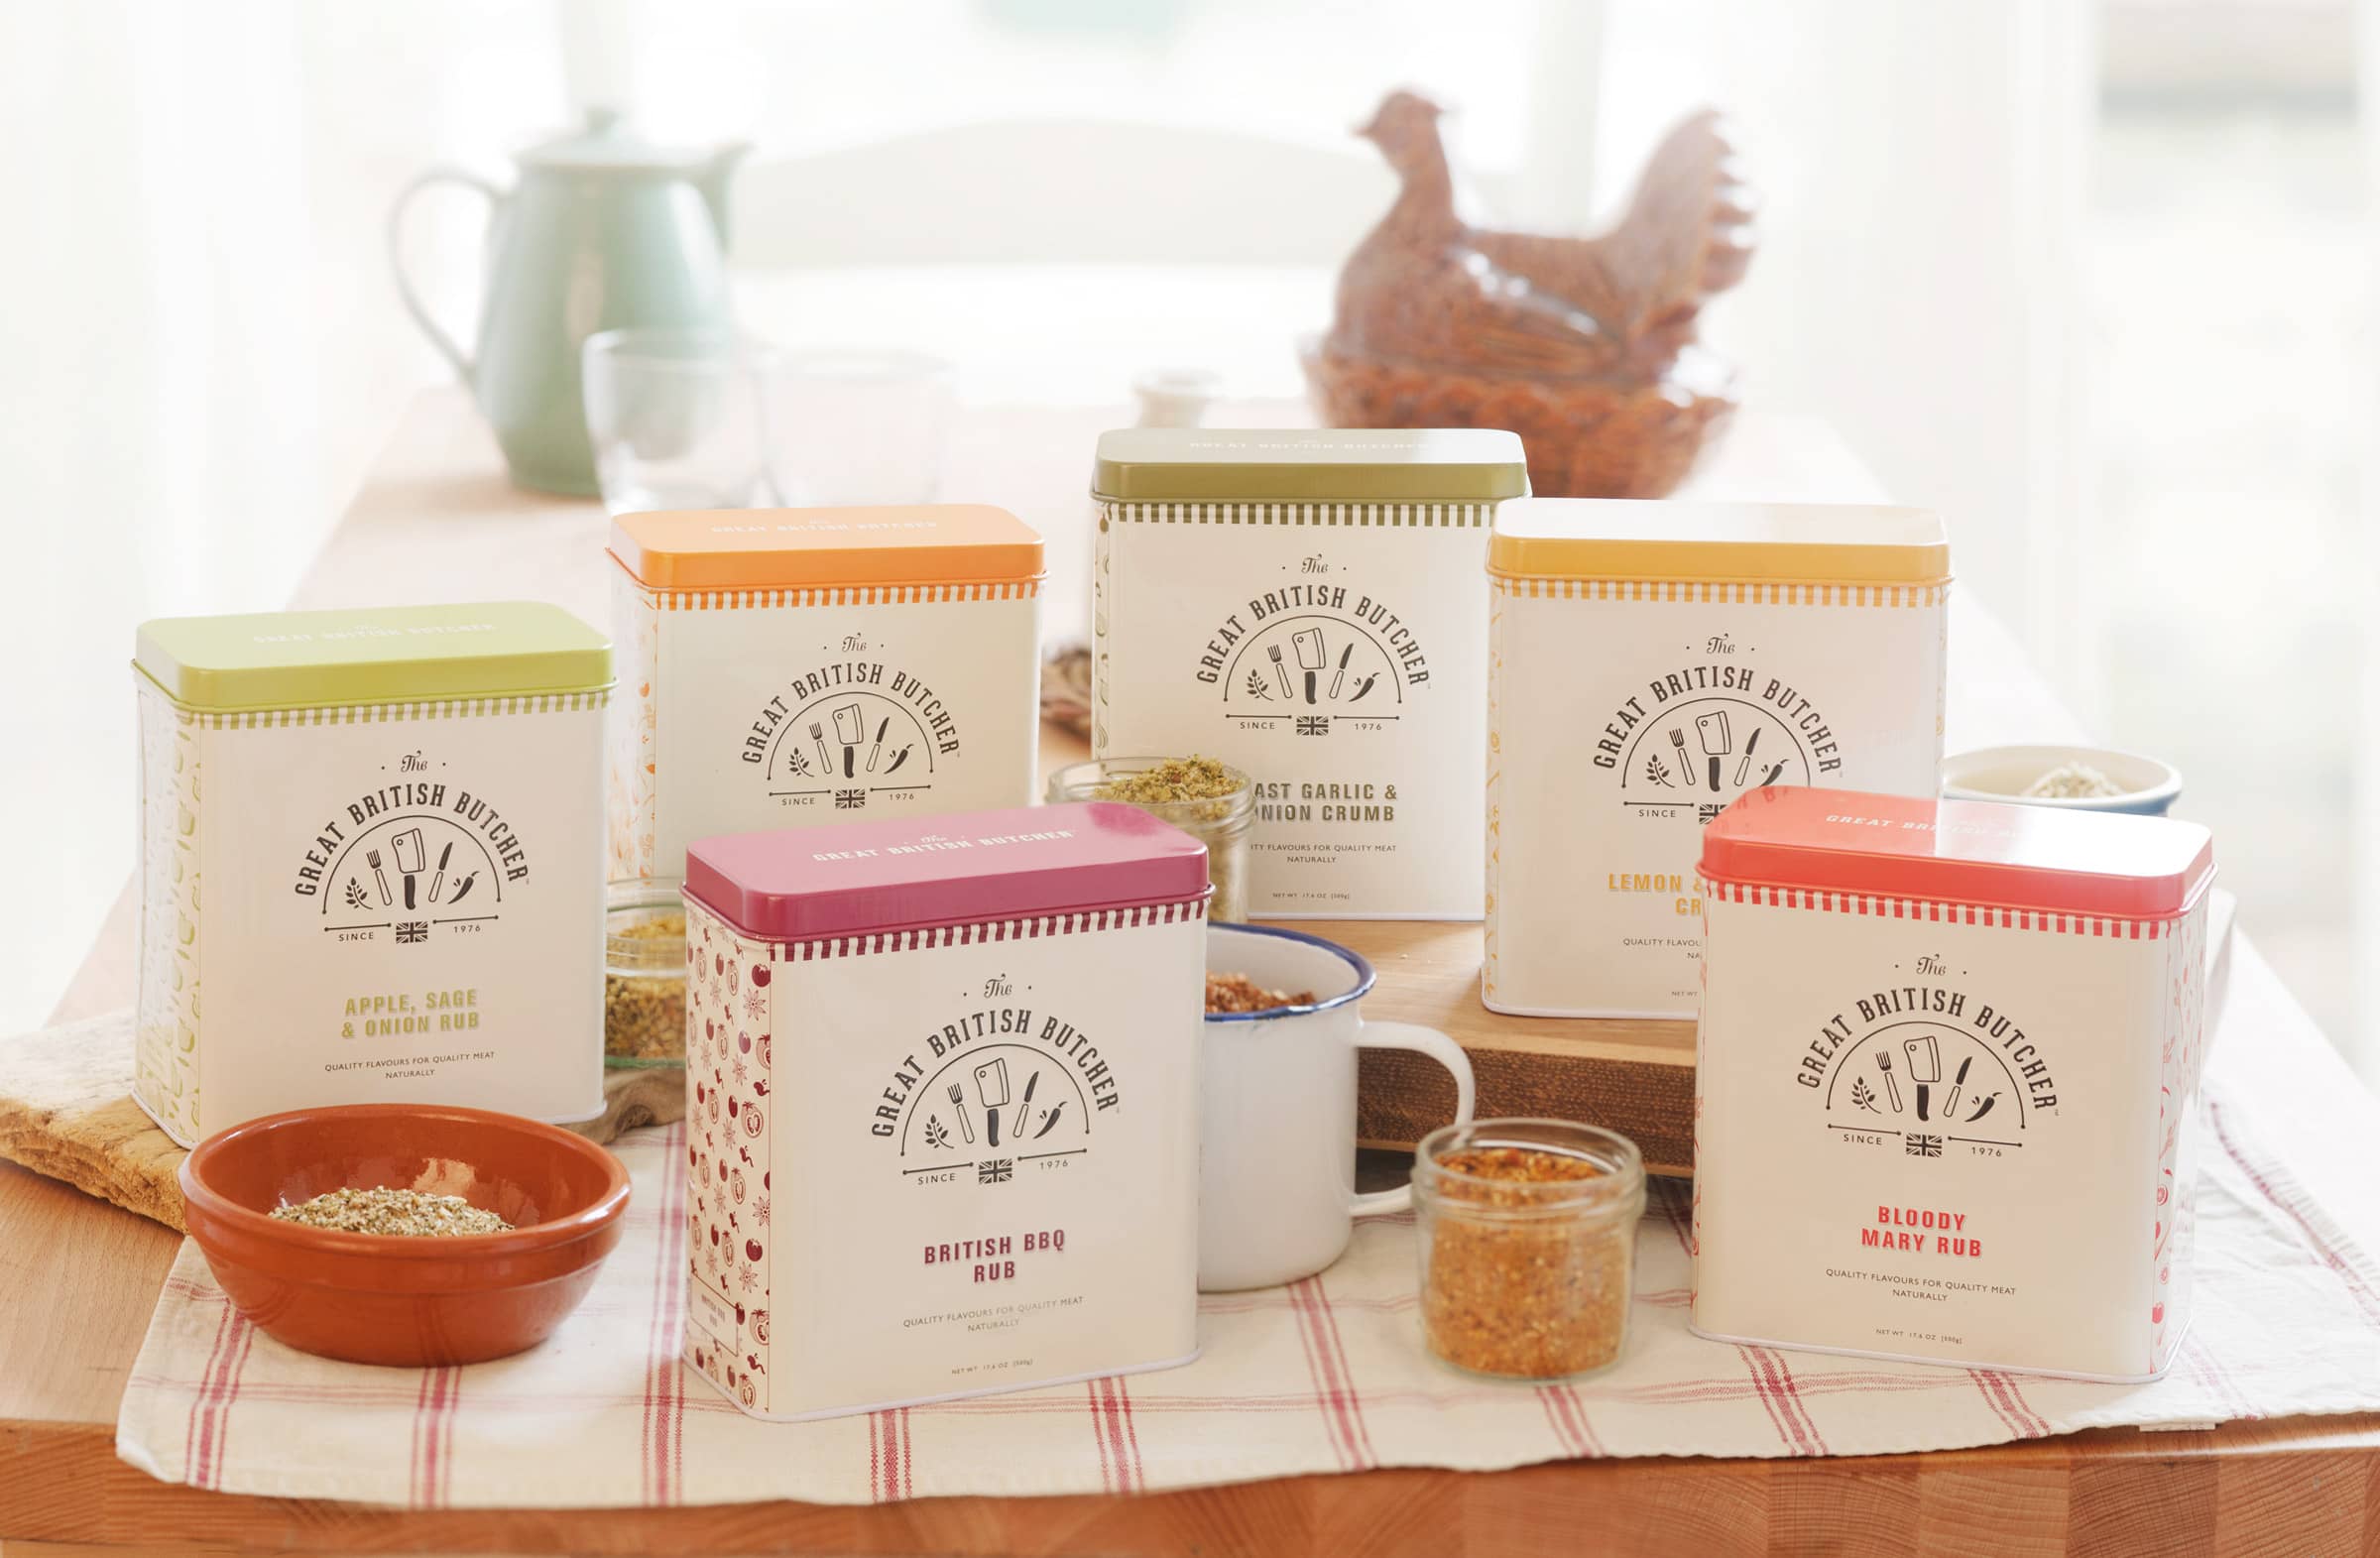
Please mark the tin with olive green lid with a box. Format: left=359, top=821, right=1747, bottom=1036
left=132, top=602, right=613, bottom=1146
left=1093, top=427, right=1527, bottom=918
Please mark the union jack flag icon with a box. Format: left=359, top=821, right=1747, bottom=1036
left=1296, top=716, right=1330, bottom=736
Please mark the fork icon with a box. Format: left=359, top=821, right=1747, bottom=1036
left=947, top=1082, right=975, bottom=1143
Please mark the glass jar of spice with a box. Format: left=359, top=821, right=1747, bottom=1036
left=605, top=880, right=688, bottom=1067
left=1045, top=756, right=1252, bottom=922
left=1412, top=1118, right=1644, bottom=1380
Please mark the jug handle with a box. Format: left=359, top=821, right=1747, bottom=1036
left=387, top=167, right=502, bottom=383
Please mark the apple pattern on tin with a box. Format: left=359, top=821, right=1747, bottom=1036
left=683, top=904, right=774, bottom=1415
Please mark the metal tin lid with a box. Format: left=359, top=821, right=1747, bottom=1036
left=1699, top=787, right=2214, bottom=919
left=134, top=602, right=612, bottom=713
left=608, top=505, right=1045, bottom=591
left=1092, top=427, right=1529, bottom=503
left=684, top=803, right=1211, bottom=942
left=1488, top=500, right=1951, bottom=584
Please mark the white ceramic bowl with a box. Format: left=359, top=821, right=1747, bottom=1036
left=1940, top=744, right=2182, bottom=816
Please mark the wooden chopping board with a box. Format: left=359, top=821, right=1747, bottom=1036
left=0, top=1012, right=683, bottom=1233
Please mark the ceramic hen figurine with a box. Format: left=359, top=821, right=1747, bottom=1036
left=1305, top=91, right=1756, bottom=498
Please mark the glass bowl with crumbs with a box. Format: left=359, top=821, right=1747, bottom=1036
left=1047, top=756, right=1252, bottom=922
left=1411, top=1118, right=1644, bottom=1379
left=606, top=879, right=688, bottom=1066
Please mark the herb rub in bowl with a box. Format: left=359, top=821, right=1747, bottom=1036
left=178, top=1104, right=631, bottom=1367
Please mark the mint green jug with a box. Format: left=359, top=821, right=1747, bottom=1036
left=391, top=110, right=747, bottom=497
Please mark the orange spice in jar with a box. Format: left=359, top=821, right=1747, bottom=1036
left=1411, top=1119, right=1645, bottom=1379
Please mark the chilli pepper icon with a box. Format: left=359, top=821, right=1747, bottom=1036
left=1346, top=674, right=1378, bottom=704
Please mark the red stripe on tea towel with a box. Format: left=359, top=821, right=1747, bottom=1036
left=642, top=1121, right=690, bottom=1504
left=1087, top=1377, right=1144, bottom=1493
left=191, top=1311, right=257, bottom=1491
left=1741, top=1347, right=1827, bottom=1456
left=178, top=1301, right=233, bottom=1486
left=868, top=1408, right=912, bottom=1501
left=1286, top=1276, right=1375, bottom=1470
left=410, top=1365, right=458, bottom=1506
left=1536, top=1384, right=1606, bottom=1458
left=2208, top=1097, right=2380, bottom=1330
left=1967, top=1370, right=2049, bottom=1439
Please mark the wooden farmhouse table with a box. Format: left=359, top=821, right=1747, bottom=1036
left=4, top=390, right=2377, bottom=1556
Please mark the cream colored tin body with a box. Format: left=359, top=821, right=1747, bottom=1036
left=1692, top=789, right=2217, bottom=1381
left=607, top=507, right=1045, bottom=885
left=1694, top=876, right=2212, bottom=1381
left=1483, top=501, right=1950, bottom=1018
left=131, top=606, right=611, bottom=1147
left=679, top=806, right=1208, bottom=1421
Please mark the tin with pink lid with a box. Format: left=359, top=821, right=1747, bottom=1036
left=1692, top=786, right=2216, bottom=1382
left=677, top=801, right=1209, bottom=1420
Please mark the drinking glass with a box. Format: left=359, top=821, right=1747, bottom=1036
left=759, top=349, right=956, bottom=506
left=581, top=329, right=772, bottom=514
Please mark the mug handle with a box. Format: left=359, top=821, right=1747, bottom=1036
left=387, top=167, right=501, bottom=384
left=1349, top=1020, right=1475, bottom=1218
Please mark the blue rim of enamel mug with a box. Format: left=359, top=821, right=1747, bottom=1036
left=1203, top=921, right=1376, bottom=1021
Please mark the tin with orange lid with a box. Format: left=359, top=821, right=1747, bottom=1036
left=607, top=505, right=1045, bottom=882
left=1692, top=785, right=2216, bottom=1381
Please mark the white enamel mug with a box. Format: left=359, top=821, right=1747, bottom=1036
left=1200, top=923, right=1477, bottom=1291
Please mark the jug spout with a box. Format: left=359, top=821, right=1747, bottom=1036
left=697, top=142, right=751, bottom=252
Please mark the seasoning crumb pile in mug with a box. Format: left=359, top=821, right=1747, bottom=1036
left=136, top=433, right=2230, bottom=1401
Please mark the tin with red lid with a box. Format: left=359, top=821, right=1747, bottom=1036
left=677, top=801, right=1209, bottom=1420
left=1692, top=786, right=2215, bottom=1381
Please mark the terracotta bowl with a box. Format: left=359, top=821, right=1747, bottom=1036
left=178, top=1104, right=632, bottom=1368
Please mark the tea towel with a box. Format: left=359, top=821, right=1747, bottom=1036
left=115, top=1079, right=2380, bottom=1506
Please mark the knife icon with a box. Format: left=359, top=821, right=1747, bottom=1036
left=1329, top=644, right=1353, bottom=699
left=1943, top=1056, right=1973, bottom=1119
left=1733, top=727, right=1763, bottom=786
left=867, top=716, right=890, bottom=773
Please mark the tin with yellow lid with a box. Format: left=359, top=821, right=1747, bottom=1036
left=1093, top=427, right=1528, bottom=919
left=1483, top=500, right=1951, bottom=1018
left=606, top=505, right=1045, bottom=883
left=131, top=602, right=613, bottom=1145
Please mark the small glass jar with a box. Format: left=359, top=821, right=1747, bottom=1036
left=605, top=880, right=687, bottom=1067
left=1412, top=1118, right=1645, bottom=1380
left=1045, top=757, right=1253, bottom=922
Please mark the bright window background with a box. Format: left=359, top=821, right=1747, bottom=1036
left=0, top=0, right=2368, bottom=1092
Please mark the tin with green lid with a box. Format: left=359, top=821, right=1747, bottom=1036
left=132, top=602, right=614, bottom=1146
left=1092, top=427, right=1528, bottom=918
